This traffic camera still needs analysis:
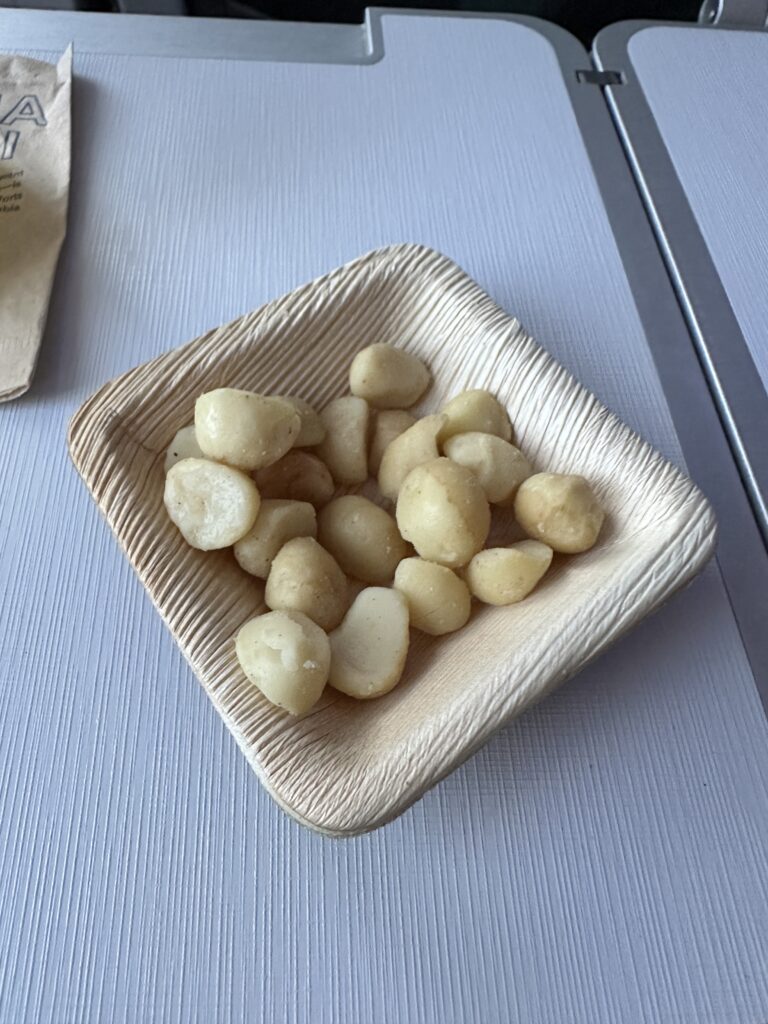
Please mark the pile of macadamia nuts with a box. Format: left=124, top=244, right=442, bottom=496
left=164, top=343, right=604, bottom=716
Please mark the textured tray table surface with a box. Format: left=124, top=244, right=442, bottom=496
left=1, top=12, right=767, bottom=1024
left=629, top=27, right=768, bottom=394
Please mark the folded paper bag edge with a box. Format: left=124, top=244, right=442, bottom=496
left=0, top=45, right=72, bottom=403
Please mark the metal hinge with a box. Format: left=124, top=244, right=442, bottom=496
left=699, top=0, right=768, bottom=27
left=575, top=69, right=624, bottom=86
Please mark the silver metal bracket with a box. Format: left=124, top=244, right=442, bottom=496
left=576, top=69, right=624, bottom=85
left=698, top=0, right=768, bottom=27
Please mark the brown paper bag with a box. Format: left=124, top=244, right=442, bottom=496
left=0, top=47, right=71, bottom=402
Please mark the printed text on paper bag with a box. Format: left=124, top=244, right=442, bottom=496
left=0, top=94, right=47, bottom=161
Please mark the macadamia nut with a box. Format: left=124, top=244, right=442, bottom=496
left=369, top=410, right=417, bottom=475
left=465, top=541, right=553, bottom=605
left=394, top=558, right=471, bottom=635
left=234, top=499, right=317, bottom=579
left=164, top=424, right=204, bottom=473
left=274, top=396, right=326, bottom=447
left=236, top=610, right=330, bottom=715
left=514, top=473, right=604, bottom=553
left=318, top=495, right=408, bottom=584
left=378, top=414, right=446, bottom=502
left=195, top=389, right=300, bottom=471
left=265, top=536, right=348, bottom=630
left=349, top=343, right=431, bottom=409
left=255, top=450, right=334, bottom=507
left=443, top=432, right=532, bottom=505
left=164, top=457, right=260, bottom=550
left=317, top=396, right=370, bottom=485
left=328, top=587, right=410, bottom=699
left=396, top=457, right=490, bottom=568
left=439, top=389, right=512, bottom=444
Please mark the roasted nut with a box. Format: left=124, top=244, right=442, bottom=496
left=234, top=499, right=317, bottom=579
left=235, top=610, right=330, bottom=715
left=394, top=557, right=471, bottom=635
left=195, top=388, right=300, bottom=471
left=265, top=536, right=348, bottom=631
left=255, top=450, right=335, bottom=507
left=164, top=424, right=204, bottom=473
left=318, top=495, right=408, bottom=584
left=316, top=396, right=370, bottom=485
left=349, top=343, right=431, bottom=409
left=396, top=457, right=490, bottom=568
left=368, top=410, right=417, bottom=475
left=514, top=473, right=604, bottom=553
left=328, top=587, right=410, bottom=699
left=438, top=389, right=512, bottom=444
left=274, top=396, right=326, bottom=447
left=164, top=457, right=260, bottom=550
left=443, top=432, right=532, bottom=505
left=378, top=414, right=445, bottom=502
left=465, top=541, right=553, bottom=605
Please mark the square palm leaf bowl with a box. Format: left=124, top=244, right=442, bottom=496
left=68, top=244, right=716, bottom=836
